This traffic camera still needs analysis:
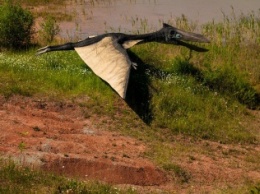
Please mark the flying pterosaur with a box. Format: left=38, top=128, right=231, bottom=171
left=37, top=23, right=210, bottom=99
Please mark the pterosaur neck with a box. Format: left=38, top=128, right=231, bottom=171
left=121, top=30, right=164, bottom=43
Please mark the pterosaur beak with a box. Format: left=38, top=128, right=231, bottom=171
left=177, top=40, right=209, bottom=52
left=174, top=27, right=210, bottom=43
left=172, top=27, right=210, bottom=52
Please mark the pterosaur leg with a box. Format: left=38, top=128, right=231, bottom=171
left=131, top=62, right=138, bottom=70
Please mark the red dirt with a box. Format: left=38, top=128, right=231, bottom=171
left=0, top=95, right=166, bottom=186
left=0, top=95, right=259, bottom=193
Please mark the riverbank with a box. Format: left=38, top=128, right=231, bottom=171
left=0, top=1, right=260, bottom=193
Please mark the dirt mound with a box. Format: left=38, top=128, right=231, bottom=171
left=43, top=158, right=165, bottom=185
left=0, top=95, right=166, bottom=186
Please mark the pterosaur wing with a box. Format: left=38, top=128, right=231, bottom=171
left=74, top=36, right=131, bottom=99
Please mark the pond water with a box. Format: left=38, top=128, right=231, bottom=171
left=60, top=0, right=260, bottom=39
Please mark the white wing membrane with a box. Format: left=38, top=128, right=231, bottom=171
left=122, top=40, right=142, bottom=49
left=75, top=36, right=131, bottom=99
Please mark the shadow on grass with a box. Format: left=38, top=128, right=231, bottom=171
left=125, top=50, right=163, bottom=124
left=125, top=52, right=260, bottom=125
left=170, top=57, right=260, bottom=109
left=124, top=51, right=259, bottom=124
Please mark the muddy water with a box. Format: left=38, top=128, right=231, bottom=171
left=60, top=0, right=260, bottom=39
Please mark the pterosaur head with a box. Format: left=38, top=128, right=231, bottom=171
left=161, top=23, right=210, bottom=52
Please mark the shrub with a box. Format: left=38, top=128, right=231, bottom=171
left=38, top=15, right=60, bottom=44
left=0, top=0, right=34, bottom=49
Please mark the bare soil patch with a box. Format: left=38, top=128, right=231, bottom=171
left=0, top=95, right=166, bottom=186
left=0, top=95, right=259, bottom=193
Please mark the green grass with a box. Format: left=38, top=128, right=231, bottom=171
left=216, top=183, right=260, bottom=194
left=1, top=16, right=259, bottom=143
left=125, top=11, right=260, bottom=143
left=0, top=159, right=137, bottom=194
left=0, top=50, right=116, bottom=109
left=13, top=0, right=65, bottom=6
left=0, top=6, right=260, bottom=194
left=129, top=42, right=258, bottom=143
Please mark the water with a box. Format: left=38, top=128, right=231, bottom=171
left=60, top=0, right=260, bottom=39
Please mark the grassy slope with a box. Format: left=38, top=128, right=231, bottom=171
left=0, top=4, right=260, bottom=193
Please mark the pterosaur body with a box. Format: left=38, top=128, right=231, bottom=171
left=37, top=23, right=209, bottom=99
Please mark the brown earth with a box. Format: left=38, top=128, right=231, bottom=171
left=0, top=95, right=166, bottom=186
left=0, top=95, right=259, bottom=193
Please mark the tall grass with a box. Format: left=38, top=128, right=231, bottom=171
left=202, top=9, right=260, bottom=89
left=14, top=0, right=65, bottom=6
left=130, top=43, right=257, bottom=143
left=128, top=10, right=260, bottom=143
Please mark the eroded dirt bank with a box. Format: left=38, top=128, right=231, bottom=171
left=0, top=95, right=166, bottom=186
